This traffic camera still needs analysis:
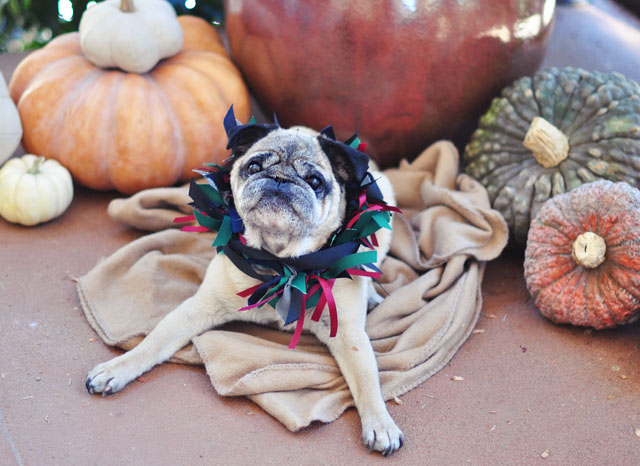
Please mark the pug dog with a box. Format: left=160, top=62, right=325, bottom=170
left=85, top=119, right=404, bottom=455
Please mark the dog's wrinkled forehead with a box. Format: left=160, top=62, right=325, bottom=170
left=243, top=129, right=330, bottom=168
left=227, top=124, right=369, bottom=186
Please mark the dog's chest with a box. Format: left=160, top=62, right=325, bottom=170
left=220, top=254, right=344, bottom=333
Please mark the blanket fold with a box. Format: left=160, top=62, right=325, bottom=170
left=78, top=140, right=508, bottom=431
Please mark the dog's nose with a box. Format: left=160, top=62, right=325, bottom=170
left=273, top=177, right=294, bottom=192
left=264, top=177, right=294, bottom=196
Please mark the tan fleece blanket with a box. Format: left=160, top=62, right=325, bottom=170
left=77, top=141, right=508, bottom=431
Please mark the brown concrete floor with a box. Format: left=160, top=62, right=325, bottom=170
left=1, top=2, right=639, bottom=465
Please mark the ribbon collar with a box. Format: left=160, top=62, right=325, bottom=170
left=176, top=110, right=399, bottom=348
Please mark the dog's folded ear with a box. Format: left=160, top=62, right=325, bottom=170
left=223, top=105, right=278, bottom=161
left=227, top=124, right=277, bottom=159
left=317, top=136, right=370, bottom=187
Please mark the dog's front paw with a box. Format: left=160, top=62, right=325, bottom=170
left=86, top=356, right=138, bottom=396
left=362, top=414, right=404, bottom=456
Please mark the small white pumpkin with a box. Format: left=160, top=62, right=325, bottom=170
left=0, top=155, right=74, bottom=226
left=79, top=0, right=183, bottom=74
left=0, top=70, right=23, bottom=165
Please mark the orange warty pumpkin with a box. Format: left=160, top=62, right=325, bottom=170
left=9, top=16, right=250, bottom=194
left=524, top=180, right=640, bottom=329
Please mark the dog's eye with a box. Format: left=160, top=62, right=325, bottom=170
left=305, top=175, right=322, bottom=190
left=247, top=161, right=262, bottom=175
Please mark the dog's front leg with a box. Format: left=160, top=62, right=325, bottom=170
left=317, top=280, right=404, bottom=455
left=86, top=256, right=236, bottom=396
left=85, top=294, right=219, bottom=395
left=327, top=328, right=404, bottom=455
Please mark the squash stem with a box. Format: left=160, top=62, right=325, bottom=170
left=523, top=117, right=570, bottom=168
left=120, top=0, right=135, bottom=12
left=572, top=231, right=606, bottom=269
left=27, top=157, right=46, bottom=175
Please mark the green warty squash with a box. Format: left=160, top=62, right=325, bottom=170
left=464, top=67, right=640, bottom=244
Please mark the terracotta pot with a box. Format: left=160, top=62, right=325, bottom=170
left=224, top=0, right=555, bottom=167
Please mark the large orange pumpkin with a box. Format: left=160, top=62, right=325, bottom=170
left=9, top=16, right=250, bottom=194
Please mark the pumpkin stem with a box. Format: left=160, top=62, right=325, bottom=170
left=523, top=117, right=570, bottom=168
left=572, top=231, right=606, bottom=269
left=120, top=0, right=135, bottom=12
left=27, top=157, right=46, bottom=175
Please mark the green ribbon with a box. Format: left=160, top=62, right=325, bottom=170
left=291, top=272, right=307, bottom=294
left=212, top=215, right=233, bottom=247
left=326, top=249, right=378, bottom=278
left=198, top=183, right=226, bottom=208
left=372, top=211, right=392, bottom=230
left=193, top=208, right=221, bottom=231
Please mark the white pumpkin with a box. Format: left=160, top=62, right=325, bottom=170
left=0, top=155, right=74, bottom=226
left=0, top=70, right=23, bottom=165
left=79, top=0, right=183, bottom=74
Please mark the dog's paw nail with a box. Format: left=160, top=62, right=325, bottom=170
left=362, top=417, right=404, bottom=456
left=86, top=359, right=136, bottom=396
left=101, top=379, right=114, bottom=397
left=367, top=431, right=377, bottom=451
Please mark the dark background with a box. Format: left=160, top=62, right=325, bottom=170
left=0, top=0, right=224, bottom=53
left=2, top=1, right=639, bottom=53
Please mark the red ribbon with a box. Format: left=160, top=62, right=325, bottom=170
left=346, top=204, right=386, bottom=229
left=370, top=232, right=379, bottom=247
left=358, top=191, right=367, bottom=209
left=345, top=268, right=381, bottom=279
left=288, top=293, right=308, bottom=349
left=237, top=282, right=263, bottom=298
left=180, top=225, right=210, bottom=232
left=310, top=276, right=337, bottom=337
left=380, top=204, right=402, bottom=214
left=174, top=214, right=209, bottom=232
left=237, top=288, right=284, bottom=312
left=360, top=237, right=374, bottom=249
left=174, top=214, right=196, bottom=223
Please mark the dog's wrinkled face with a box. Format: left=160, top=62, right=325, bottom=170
left=229, top=127, right=362, bottom=258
